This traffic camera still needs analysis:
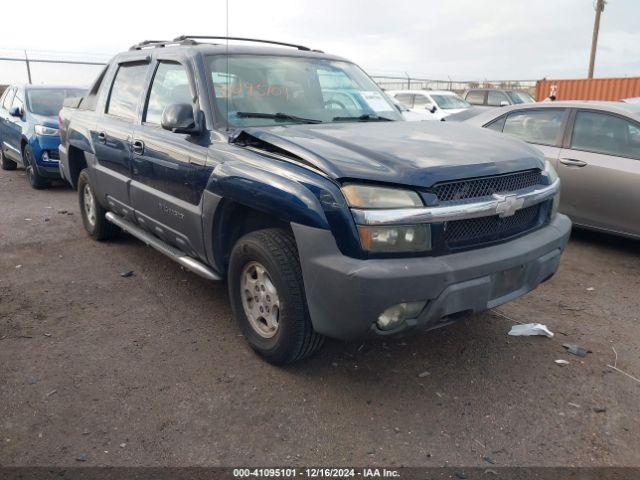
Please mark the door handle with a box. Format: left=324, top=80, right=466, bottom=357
left=97, top=132, right=107, bottom=144
left=131, top=139, right=145, bottom=155
left=560, top=158, right=587, bottom=167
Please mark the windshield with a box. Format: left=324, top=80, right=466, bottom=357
left=26, top=89, right=85, bottom=116
left=430, top=94, right=471, bottom=110
left=208, top=55, right=403, bottom=126
left=506, top=91, right=535, bottom=104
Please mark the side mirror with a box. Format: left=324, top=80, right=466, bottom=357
left=161, top=103, right=201, bottom=134
left=9, top=106, right=22, bottom=117
left=428, top=105, right=437, bottom=114
left=500, top=100, right=509, bottom=107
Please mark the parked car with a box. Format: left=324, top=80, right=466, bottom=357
left=392, top=100, right=438, bottom=121
left=59, top=36, right=570, bottom=364
left=464, top=101, right=640, bottom=239
left=0, top=85, right=85, bottom=188
left=443, top=106, right=493, bottom=122
left=464, top=89, right=535, bottom=108
left=388, top=90, right=471, bottom=120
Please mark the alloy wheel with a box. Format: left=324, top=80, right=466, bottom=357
left=240, top=261, right=280, bottom=338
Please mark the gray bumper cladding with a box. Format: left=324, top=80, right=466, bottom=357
left=292, top=214, right=572, bottom=340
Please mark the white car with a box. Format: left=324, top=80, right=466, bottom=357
left=391, top=100, right=438, bottom=121
left=388, top=90, right=472, bottom=120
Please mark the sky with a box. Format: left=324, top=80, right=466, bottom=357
left=0, top=0, right=638, bottom=85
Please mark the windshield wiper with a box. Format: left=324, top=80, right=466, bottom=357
left=332, top=114, right=394, bottom=122
left=235, top=112, right=323, bottom=124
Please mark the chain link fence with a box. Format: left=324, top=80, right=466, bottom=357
left=0, top=50, right=109, bottom=89
left=0, top=50, right=538, bottom=98
left=371, top=76, right=537, bottom=96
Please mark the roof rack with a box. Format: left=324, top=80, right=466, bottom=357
left=172, top=36, right=313, bottom=51
left=129, top=39, right=197, bottom=51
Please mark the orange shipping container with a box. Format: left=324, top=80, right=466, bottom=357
left=535, top=77, right=640, bottom=102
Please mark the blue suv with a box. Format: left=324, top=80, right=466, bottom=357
left=0, top=85, right=85, bottom=188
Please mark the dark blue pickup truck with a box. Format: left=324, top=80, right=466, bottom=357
left=58, top=37, right=571, bottom=364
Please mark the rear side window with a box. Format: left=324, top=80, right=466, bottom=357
left=503, top=109, right=565, bottom=146
left=487, top=91, right=509, bottom=107
left=106, top=63, right=149, bottom=121
left=571, top=110, right=640, bottom=160
left=144, top=62, right=193, bottom=125
left=413, top=94, right=430, bottom=107
left=394, top=93, right=414, bottom=108
left=485, top=116, right=506, bottom=132
left=466, top=90, right=484, bottom=105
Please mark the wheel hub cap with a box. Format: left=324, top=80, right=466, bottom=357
left=240, top=261, right=280, bottom=338
left=83, top=183, right=97, bottom=227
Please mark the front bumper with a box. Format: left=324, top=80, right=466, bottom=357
left=293, top=214, right=571, bottom=340
left=29, top=135, right=63, bottom=179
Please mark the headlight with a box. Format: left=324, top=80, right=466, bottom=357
left=545, top=161, right=560, bottom=219
left=342, top=184, right=423, bottom=209
left=342, top=184, right=431, bottom=253
left=35, top=125, right=59, bottom=136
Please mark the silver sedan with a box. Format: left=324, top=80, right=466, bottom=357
left=464, top=101, right=640, bottom=239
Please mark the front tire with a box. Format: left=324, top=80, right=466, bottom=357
left=228, top=229, right=324, bottom=365
left=0, top=147, right=17, bottom=170
left=23, top=146, right=49, bottom=189
left=77, top=169, right=118, bottom=241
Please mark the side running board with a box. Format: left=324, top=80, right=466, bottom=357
left=105, top=212, right=221, bottom=281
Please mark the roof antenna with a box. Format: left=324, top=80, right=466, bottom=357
left=225, top=0, right=230, bottom=133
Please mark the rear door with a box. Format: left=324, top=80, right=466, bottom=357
left=5, top=88, right=26, bottom=162
left=92, top=59, right=151, bottom=217
left=130, top=56, right=212, bottom=258
left=558, top=109, right=640, bottom=236
left=0, top=88, right=19, bottom=161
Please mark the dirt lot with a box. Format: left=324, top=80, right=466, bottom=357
left=1, top=168, right=639, bottom=468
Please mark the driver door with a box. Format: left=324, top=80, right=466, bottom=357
left=130, top=58, right=212, bottom=259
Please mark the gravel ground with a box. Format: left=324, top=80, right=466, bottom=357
left=1, top=168, right=639, bottom=467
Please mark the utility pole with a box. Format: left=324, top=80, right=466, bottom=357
left=588, top=0, right=606, bottom=78
left=24, top=50, right=33, bottom=84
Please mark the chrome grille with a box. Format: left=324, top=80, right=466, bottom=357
left=444, top=204, right=541, bottom=248
left=433, top=169, right=542, bottom=202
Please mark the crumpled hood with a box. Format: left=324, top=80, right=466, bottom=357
left=235, top=121, right=544, bottom=188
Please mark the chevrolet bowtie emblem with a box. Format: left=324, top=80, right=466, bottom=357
left=493, top=193, right=525, bottom=217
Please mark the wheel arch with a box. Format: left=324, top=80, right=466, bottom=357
left=204, top=160, right=334, bottom=274
left=20, top=136, right=29, bottom=156
left=211, top=199, right=293, bottom=275
left=66, top=145, right=88, bottom=190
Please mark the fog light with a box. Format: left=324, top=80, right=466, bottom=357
left=42, top=151, right=50, bottom=162
left=377, top=301, right=427, bottom=330
left=358, top=225, right=431, bottom=253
